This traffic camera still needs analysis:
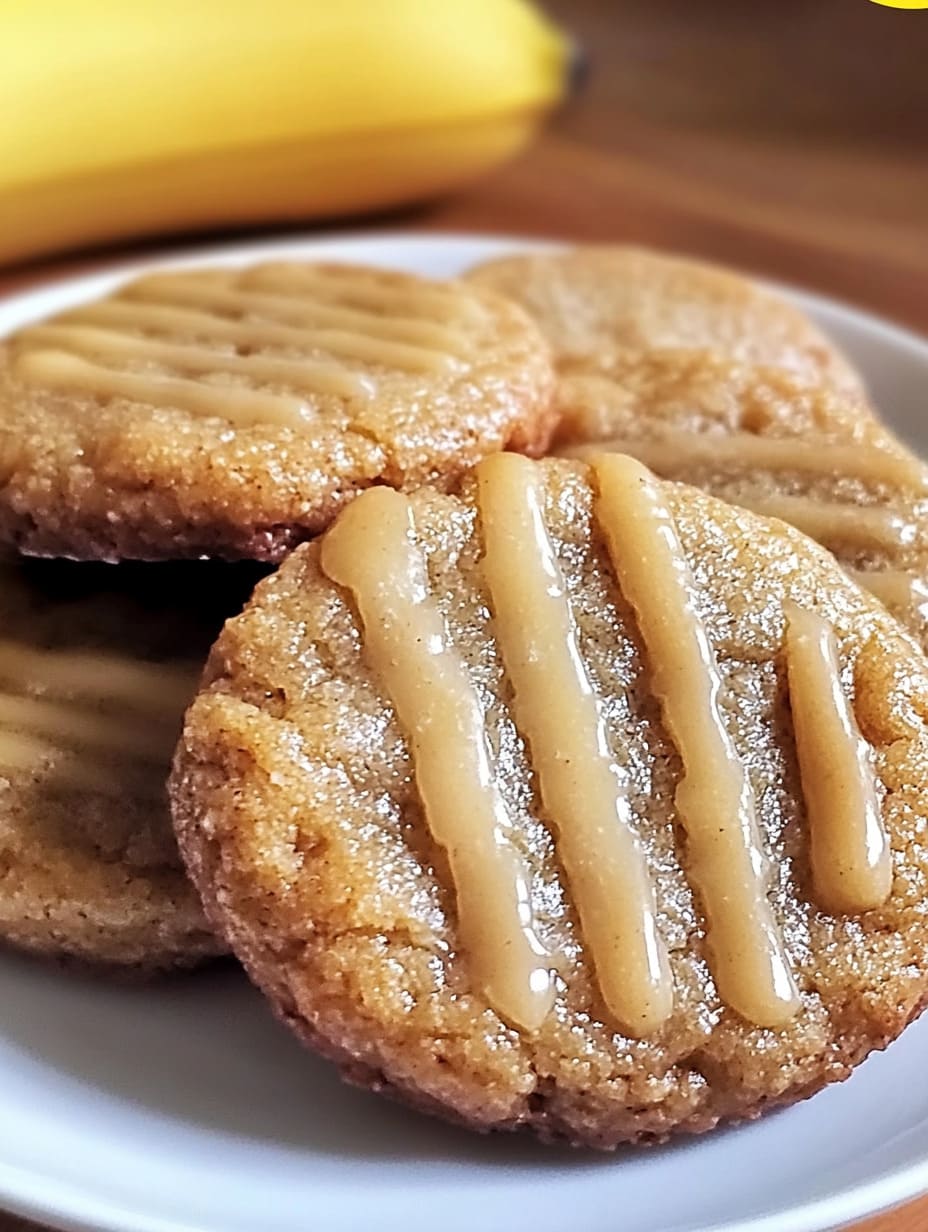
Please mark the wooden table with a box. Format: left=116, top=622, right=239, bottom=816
left=1, top=1, right=926, bottom=1229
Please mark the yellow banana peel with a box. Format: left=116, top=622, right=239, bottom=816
left=1, top=0, right=569, bottom=265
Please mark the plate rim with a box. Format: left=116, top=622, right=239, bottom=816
left=1, top=228, right=928, bottom=1232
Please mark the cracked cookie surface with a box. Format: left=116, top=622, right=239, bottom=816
left=172, top=458, right=928, bottom=1146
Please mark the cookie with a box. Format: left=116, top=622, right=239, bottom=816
left=0, top=555, right=262, bottom=971
left=0, top=261, right=555, bottom=563
left=466, top=246, right=863, bottom=395
left=172, top=455, right=928, bottom=1147
left=552, top=349, right=928, bottom=651
left=468, top=249, right=928, bottom=649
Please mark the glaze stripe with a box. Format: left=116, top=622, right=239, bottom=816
left=237, top=263, right=482, bottom=322
left=784, top=604, right=891, bottom=913
left=734, top=493, right=915, bottom=553
left=13, top=349, right=316, bottom=428
left=0, top=642, right=195, bottom=794
left=561, top=431, right=928, bottom=494
left=320, top=486, right=557, bottom=1034
left=240, top=266, right=473, bottom=348
left=122, top=273, right=466, bottom=370
left=845, top=569, right=928, bottom=616
left=0, top=728, right=166, bottom=798
left=0, top=640, right=197, bottom=718
left=593, top=453, right=801, bottom=1028
left=19, top=324, right=369, bottom=398
left=477, top=452, right=674, bottom=1035
left=0, top=693, right=179, bottom=763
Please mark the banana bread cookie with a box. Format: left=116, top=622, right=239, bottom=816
left=0, top=261, right=555, bottom=562
left=172, top=456, right=928, bottom=1145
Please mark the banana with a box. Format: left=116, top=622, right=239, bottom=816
left=0, top=0, right=569, bottom=266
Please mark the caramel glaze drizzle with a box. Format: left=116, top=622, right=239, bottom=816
left=315, top=455, right=892, bottom=1035
left=121, top=275, right=465, bottom=373
left=0, top=641, right=198, bottom=797
left=238, top=262, right=484, bottom=324
left=239, top=264, right=481, bottom=340
left=561, top=431, right=928, bottom=496
left=21, top=324, right=370, bottom=399
left=320, top=486, right=556, bottom=1034
left=736, top=494, right=916, bottom=553
left=476, top=453, right=673, bottom=1036
left=63, top=295, right=460, bottom=357
left=12, top=263, right=472, bottom=427
left=846, top=569, right=928, bottom=618
left=0, top=694, right=178, bottom=763
left=0, top=639, right=195, bottom=718
left=593, top=453, right=801, bottom=1028
left=784, top=604, right=891, bottom=912
left=0, top=729, right=157, bottom=799
left=563, top=433, right=921, bottom=556
left=13, top=349, right=319, bottom=430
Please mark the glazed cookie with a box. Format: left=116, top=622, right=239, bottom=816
left=0, top=261, right=555, bottom=562
left=553, top=350, right=928, bottom=651
left=172, top=455, right=928, bottom=1147
left=468, top=249, right=928, bottom=648
left=466, top=246, right=863, bottom=395
left=0, top=555, right=262, bottom=970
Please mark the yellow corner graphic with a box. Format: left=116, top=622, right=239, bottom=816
left=869, top=1, right=928, bottom=7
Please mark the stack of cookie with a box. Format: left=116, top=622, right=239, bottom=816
left=3, top=249, right=928, bottom=1149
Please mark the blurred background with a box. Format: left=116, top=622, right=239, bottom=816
left=3, top=0, right=927, bottom=332
left=422, top=0, right=928, bottom=330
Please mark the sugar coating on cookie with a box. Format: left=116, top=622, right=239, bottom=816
left=0, top=557, right=261, bottom=971
left=0, top=262, right=555, bottom=562
left=172, top=456, right=928, bottom=1147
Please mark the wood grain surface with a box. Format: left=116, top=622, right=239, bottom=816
left=1, top=1, right=926, bottom=1229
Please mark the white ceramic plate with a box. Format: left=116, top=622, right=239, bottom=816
left=2, top=233, right=928, bottom=1232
